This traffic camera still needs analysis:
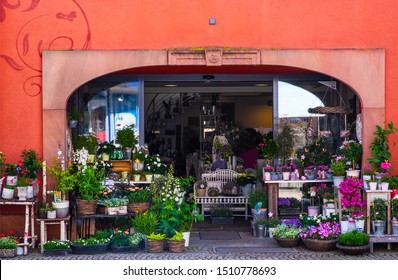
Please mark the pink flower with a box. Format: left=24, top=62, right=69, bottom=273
left=381, top=161, right=392, bottom=170
left=268, top=212, right=274, bottom=218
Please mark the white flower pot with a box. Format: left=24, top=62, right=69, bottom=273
left=355, top=220, right=365, bottom=232
left=362, top=175, right=372, bottom=189
left=307, top=206, right=320, bottom=216
left=1, top=188, right=14, bottom=199
left=47, top=210, right=57, bottom=219
left=182, top=232, right=190, bottom=247
left=17, top=187, right=28, bottom=201
left=340, top=220, right=349, bottom=234
left=263, top=172, right=271, bottom=181
left=6, top=176, right=18, bottom=186
left=282, top=172, right=290, bottom=181
left=26, top=186, right=33, bottom=199
left=332, top=176, right=345, bottom=187
left=52, top=200, right=70, bottom=218
left=380, top=182, right=389, bottom=191
left=369, top=182, right=378, bottom=190
left=268, top=227, right=276, bottom=238
left=145, top=174, right=153, bottom=182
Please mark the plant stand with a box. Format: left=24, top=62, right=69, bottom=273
left=365, top=190, right=391, bottom=234
left=37, top=216, right=70, bottom=253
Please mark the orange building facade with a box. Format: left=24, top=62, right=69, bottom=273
left=1, top=1, right=398, bottom=233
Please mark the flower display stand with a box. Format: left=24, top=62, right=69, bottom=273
left=37, top=216, right=70, bottom=253
left=364, top=190, right=391, bottom=234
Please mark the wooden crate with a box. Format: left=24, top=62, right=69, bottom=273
left=110, top=160, right=132, bottom=172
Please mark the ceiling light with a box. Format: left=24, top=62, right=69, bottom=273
left=163, top=84, right=178, bottom=87
left=255, top=83, right=269, bottom=87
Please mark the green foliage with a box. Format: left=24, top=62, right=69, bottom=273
left=391, top=199, right=398, bottom=219
left=72, top=236, right=110, bottom=245
left=254, top=218, right=267, bottom=226
left=21, top=149, right=42, bottom=179
left=265, top=218, right=280, bottom=227
left=48, top=160, right=79, bottom=194
left=273, top=224, right=300, bottom=238
left=0, top=237, right=18, bottom=249
left=237, top=173, right=256, bottom=186
left=338, top=230, right=369, bottom=246
left=368, top=121, right=398, bottom=171
left=331, top=159, right=347, bottom=176
left=248, top=190, right=268, bottom=208
left=178, top=201, right=203, bottom=232
left=116, top=125, right=138, bottom=148
left=98, top=197, right=129, bottom=207
left=210, top=207, right=233, bottom=217
left=5, top=163, right=18, bottom=176
left=147, top=233, right=166, bottom=241
left=297, top=137, right=332, bottom=167
left=97, top=141, right=116, bottom=155
left=276, top=123, right=296, bottom=163
left=110, top=232, right=145, bottom=247
left=68, top=109, right=80, bottom=121
left=76, top=166, right=104, bottom=201
left=257, top=135, right=279, bottom=160
left=169, top=231, right=184, bottom=241
left=132, top=212, right=158, bottom=236
left=371, top=198, right=388, bottom=220
left=95, top=230, right=112, bottom=240
left=16, top=176, right=29, bottom=187
left=127, top=189, right=152, bottom=203
left=74, top=133, right=99, bottom=154
left=43, top=240, right=70, bottom=250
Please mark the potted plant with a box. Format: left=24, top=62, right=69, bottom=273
left=339, top=139, right=362, bottom=172
left=43, top=240, right=71, bottom=256
left=304, top=166, right=315, bottom=180
left=276, top=123, right=296, bottom=164
left=133, top=145, right=146, bottom=170
left=210, top=206, right=234, bottom=224
left=146, top=233, right=166, bottom=253
left=167, top=231, right=185, bottom=253
left=367, top=178, right=378, bottom=190
left=74, top=133, right=98, bottom=156
left=0, top=237, right=17, bottom=258
left=280, top=165, right=291, bottom=180
left=97, top=197, right=129, bottom=215
left=262, top=165, right=274, bottom=181
left=144, top=154, right=167, bottom=176
left=116, top=125, right=138, bottom=159
left=257, top=135, right=279, bottom=163
left=21, top=149, right=42, bottom=181
left=331, top=157, right=347, bottom=187
left=68, top=109, right=80, bottom=128
left=177, top=200, right=203, bottom=246
left=132, top=211, right=158, bottom=236
left=265, top=212, right=280, bottom=238
left=237, top=173, right=256, bottom=197
left=16, top=176, right=29, bottom=201
left=1, top=185, right=15, bottom=199
left=110, top=231, right=146, bottom=252
left=248, top=190, right=268, bottom=221
left=273, top=223, right=300, bottom=247
left=97, top=141, right=115, bottom=161
left=278, top=197, right=301, bottom=214
left=47, top=205, right=57, bottom=219
left=362, top=166, right=374, bottom=189
left=194, top=180, right=207, bottom=197
left=370, top=198, right=387, bottom=235
left=38, top=201, right=47, bottom=219
left=299, top=220, right=341, bottom=251
left=336, top=230, right=370, bottom=255
left=391, top=199, right=398, bottom=236
left=339, top=177, right=365, bottom=218
left=70, top=235, right=110, bottom=254
left=380, top=174, right=390, bottom=190
left=254, top=218, right=267, bottom=238
left=5, top=163, right=19, bottom=186
left=127, top=187, right=152, bottom=213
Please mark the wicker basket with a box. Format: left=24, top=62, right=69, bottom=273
left=273, top=237, right=300, bottom=247
left=77, top=199, right=98, bottom=215
left=308, top=106, right=349, bottom=114
left=127, top=202, right=150, bottom=213
left=302, top=238, right=337, bottom=251
left=147, top=240, right=164, bottom=253
left=168, top=240, right=185, bottom=253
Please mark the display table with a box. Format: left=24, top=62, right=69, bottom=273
left=37, top=216, right=71, bottom=253
left=263, top=180, right=332, bottom=219
left=195, top=196, right=248, bottom=219
left=0, top=199, right=37, bottom=255
left=364, top=190, right=392, bottom=234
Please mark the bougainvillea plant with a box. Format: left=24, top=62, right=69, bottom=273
left=339, top=177, right=365, bottom=216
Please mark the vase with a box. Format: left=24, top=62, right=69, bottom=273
left=273, top=236, right=300, bottom=247
left=355, top=220, right=365, bottom=232
left=372, top=220, right=386, bottom=235
left=363, top=175, right=372, bottom=190
left=263, top=172, right=271, bottom=181
left=1, top=188, right=14, bottom=199
left=332, top=176, right=345, bottom=187
left=340, top=220, right=349, bottom=234
left=391, top=220, right=398, bottom=236
left=346, top=170, right=360, bottom=178
left=307, top=206, right=320, bottom=216
left=17, top=187, right=28, bottom=201
left=369, top=182, right=377, bottom=191
left=302, top=238, right=338, bottom=251
left=145, top=174, right=153, bottom=182
left=380, top=182, right=389, bottom=191
left=282, top=172, right=290, bottom=181
left=256, top=224, right=266, bottom=238
left=52, top=200, right=70, bottom=218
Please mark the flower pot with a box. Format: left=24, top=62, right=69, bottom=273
left=336, top=242, right=370, bottom=255
left=273, top=236, right=300, bottom=247
left=77, top=198, right=98, bottom=216
left=355, top=220, right=365, bottom=232
left=147, top=240, right=164, bottom=253
left=362, top=175, right=372, bottom=190
left=6, top=176, right=18, bottom=186
left=256, top=224, right=266, bottom=238
left=282, top=172, right=290, bottom=181
left=306, top=174, right=315, bottom=180
left=1, top=188, right=14, bottom=199
left=127, top=202, right=150, bottom=213
left=332, top=176, right=345, bottom=187
left=101, top=153, right=110, bottom=161
left=391, top=220, right=398, bottom=236
left=47, top=210, right=57, bottom=219
left=346, top=170, right=360, bottom=178
left=196, top=188, right=206, bottom=197
left=340, top=220, right=349, bottom=234
left=268, top=227, right=276, bottom=238
left=302, top=238, right=338, bottom=251
left=133, top=161, right=144, bottom=171
left=271, top=173, right=279, bottom=181
left=124, top=148, right=132, bottom=160
left=133, top=174, right=141, bottom=181
left=347, top=221, right=356, bottom=232
left=168, top=240, right=185, bottom=253
left=26, top=185, right=33, bottom=199
left=52, top=200, right=70, bottom=218
left=182, top=232, right=190, bottom=247
left=38, top=208, right=47, bottom=219
left=87, top=154, right=96, bottom=163
left=0, top=248, right=16, bottom=258
left=106, top=205, right=127, bottom=215
left=307, top=206, right=320, bottom=216
left=380, top=182, right=389, bottom=191
left=369, top=182, right=378, bottom=191
left=372, top=220, right=386, bottom=235
left=17, top=187, right=28, bottom=201
left=263, top=172, right=271, bottom=181
left=145, top=174, right=153, bottom=182
left=326, top=172, right=333, bottom=180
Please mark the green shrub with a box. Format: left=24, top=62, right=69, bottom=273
left=131, top=212, right=158, bottom=236
left=147, top=233, right=166, bottom=240
left=273, top=224, right=299, bottom=239
left=338, top=230, right=370, bottom=246
left=43, top=240, right=70, bottom=250
left=0, top=237, right=17, bottom=249
left=248, top=190, right=268, bottom=208
left=254, top=218, right=267, bottom=226
left=95, top=230, right=112, bottom=240
left=128, top=189, right=152, bottom=203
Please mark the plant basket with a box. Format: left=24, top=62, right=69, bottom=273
left=302, top=238, right=337, bottom=251
left=0, top=248, right=16, bottom=258
left=44, top=249, right=70, bottom=256
left=127, top=202, right=150, bottom=213
left=308, top=106, right=350, bottom=114
left=168, top=240, right=185, bottom=253
left=147, top=239, right=164, bottom=253
left=77, top=198, right=98, bottom=216
left=273, top=236, right=300, bottom=247
left=336, top=243, right=370, bottom=255
left=70, top=243, right=109, bottom=254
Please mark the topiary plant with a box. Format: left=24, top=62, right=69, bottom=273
left=338, top=230, right=370, bottom=246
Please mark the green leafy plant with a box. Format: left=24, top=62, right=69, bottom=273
left=21, top=149, right=42, bottom=180
left=273, top=224, right=300, bottom=239
left=210, top=206, right=233, bottom=217
left=331, top=158, right=347, bottom=176
left=370, top=198, right=388, bottom=221
left=43, top=240, right=70, bottom=250
left=5, top=163, right=18, bottom=176
left=257, top=135, right=279, bottom=160
left=237, top=173, right=256, bottom=186
left=338, top=230, right=369, bottom=246
left=147, top=233, right=166, bottom=241
left=48, top=159, right=79, bottom=195
left=131, top=212, right=158, bottom=236
left=265, top=218, right=280, bottom=228
left=276, top=123, right=296, bottom=164
left=127, top=189, right=152, bottom=203
left=0, top=237, right=18, bottom=249
left=74, top=133, right=99, bottom=154
left=76, top=166, right=104, bottom=201
left=72, top=236, right=110, bottom=245
left=98, top=197, right=129, bottom=207
left=97, top=141, right=116, bottom=155
left=116, top=125, right=138, bottom=149
left=169, top=231, right=184, bottom=241
left=68, top=109, right=80, bottom=121
left=391, top=199, right=398, bottom=219
left=178, top=200, right=203, bottom=232
left=110, top=232, right=145, bottom=247
left=248, top=190, right=268, bottom=209
left=16, top=176, right=29, bottom=187
left=254, top=218, right=267, bottom=226
left=95, top=230, right=112, bottom=240
left=339, top=140, right=362, bottom=167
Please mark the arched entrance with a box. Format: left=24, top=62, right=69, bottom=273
left=42, top=48, right=385, bottom=164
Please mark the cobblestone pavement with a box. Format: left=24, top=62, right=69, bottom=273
left=8, top=231, right=398, bottom=260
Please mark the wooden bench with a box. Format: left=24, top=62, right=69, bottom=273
left=369, top=234, right=398, bottom=253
